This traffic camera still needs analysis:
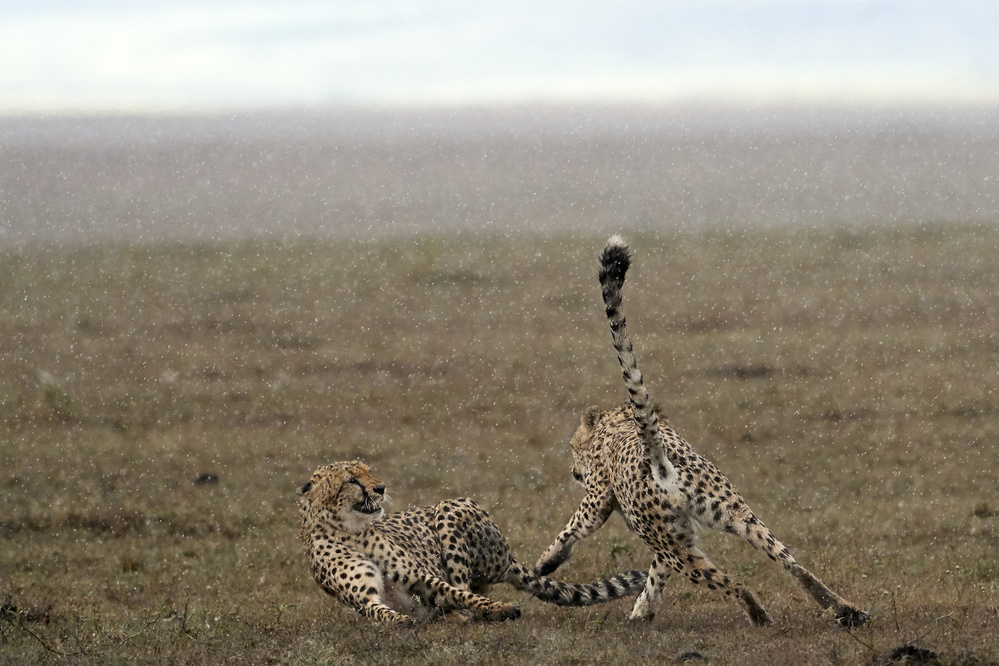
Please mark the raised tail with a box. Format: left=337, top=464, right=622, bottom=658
left=505, top=562, right=647, bottom=606
left=598, top=235, right=677, bottom=487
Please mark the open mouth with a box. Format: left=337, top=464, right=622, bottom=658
left=353, top=501, right=381, bottom=514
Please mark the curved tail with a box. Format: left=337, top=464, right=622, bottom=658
left=505, top=562, right=647, bottom=606
left=598, top=235, right=677, bottom=487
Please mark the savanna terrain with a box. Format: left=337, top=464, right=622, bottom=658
left=1, top=109, right=998, bottom=664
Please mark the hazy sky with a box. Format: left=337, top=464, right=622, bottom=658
left=2, top=0, right=996, bottom=113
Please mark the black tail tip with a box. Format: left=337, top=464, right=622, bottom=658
left=599, top=235, right=631, bottom=282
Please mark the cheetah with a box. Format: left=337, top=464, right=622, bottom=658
left=535, top=236, right=868, bottom=628
left=299, top=460, right=647, bottom=625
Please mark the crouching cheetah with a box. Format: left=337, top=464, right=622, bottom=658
left=299, top=460, right=647, bottom=625
left=535, top=236, right=868, bottom=628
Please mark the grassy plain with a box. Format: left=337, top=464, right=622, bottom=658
left=1, top=225, right=998, bottom=664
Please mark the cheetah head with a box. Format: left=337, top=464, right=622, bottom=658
left=568, top=406, right=605, bottom=487
left=298, top=460, right=386, bottom=534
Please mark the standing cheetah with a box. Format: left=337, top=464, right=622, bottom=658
left=535, top=236, right=868, bottom=628
left=299, top=460, right=647, bottom=625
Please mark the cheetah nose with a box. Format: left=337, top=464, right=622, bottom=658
left=373, top=484, right=385, bottom=496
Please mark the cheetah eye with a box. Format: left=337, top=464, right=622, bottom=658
left=348, top=478, right=362, bottom=488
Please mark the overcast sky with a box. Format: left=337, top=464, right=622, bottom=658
left=2, top=0, right=997, bottom=113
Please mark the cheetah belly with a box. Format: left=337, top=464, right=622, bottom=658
left=378, top=573, right=417, bottom=614
left=378, top=571, right=443, bottom=623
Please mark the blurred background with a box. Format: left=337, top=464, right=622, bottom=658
left=3, top=0, right=999, bottom=247
left=3, top=0, right=998, bottom=111
left=2, top=0, right=999, bottom=245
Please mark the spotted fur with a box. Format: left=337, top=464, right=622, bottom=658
left=535, top=236, right=868, bottom=628
left=299, top=460, right=647, bottom=625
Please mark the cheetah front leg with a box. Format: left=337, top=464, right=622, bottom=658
left=629, top=556, right=672, bottom=621
left=313, top=556, right=418, bottom=625
left=535, top=489, right=614, bottom=576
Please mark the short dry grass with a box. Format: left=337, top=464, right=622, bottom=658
left=2, top=225, right=998, bottom=664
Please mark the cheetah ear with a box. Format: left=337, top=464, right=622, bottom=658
left=582, top=405, right=603, bottom=430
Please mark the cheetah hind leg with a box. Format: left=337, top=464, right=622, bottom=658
left=411, top=577, right=521, bottom=623
left=356, top=598, right=419, bottom=626
left=674, top=545, right=772, bottom=627
left=729, top=512, right=868, bottom=627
